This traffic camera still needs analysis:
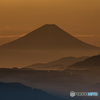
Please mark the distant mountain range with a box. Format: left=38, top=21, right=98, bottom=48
left=24, top=56, right=88, bottom=70
left=0, top=24, right=100, bottom=67
left=0, top=82, right=63, bottom=100
left=68, top=55, right=100, bottom=69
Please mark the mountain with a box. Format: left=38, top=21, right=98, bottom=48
left=68, top=55, right=100, bottom=69
left=24, top=56, right=88, bottom=70
left=47, top=56, right=88, bottom=66
left=0, top=82, right=63, bottom=100
left=0, top=24, right=100, bottom=68
left=0, top=24, right=100, bottom=51
left=0, top=76, right=99, bottom=100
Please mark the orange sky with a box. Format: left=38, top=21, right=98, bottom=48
left=0, top=0, right=100, bottom=46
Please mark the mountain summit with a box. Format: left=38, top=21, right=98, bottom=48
left=0, top=24, right=100, bottom=67
left=0, top=24, right=99, bottom=50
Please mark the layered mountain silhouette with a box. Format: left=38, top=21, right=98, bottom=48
left=24, top=56, right=88, bottom=70
left=68, top=55, right=100, bottom=69
left=0, top=24, right=100, bottom=50
left=0, top=82, right=63, bottom=100
left=0, top=24, right=100, bottom=67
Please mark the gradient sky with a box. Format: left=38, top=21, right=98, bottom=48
left=0, top=0, right=100, bottom=46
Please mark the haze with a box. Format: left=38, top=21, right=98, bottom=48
left=0, top=0, right=100, bottom=46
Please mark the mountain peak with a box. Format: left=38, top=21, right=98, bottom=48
left=40, top=24, right=60, bottom=29
left=43, top=24, right=56, bottom=26
left=0, top=24, right=100, bottom=68
left=0, top=24, right=100, bottom=51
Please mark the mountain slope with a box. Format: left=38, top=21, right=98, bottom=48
left=0, top=82, right=63, bottom=100
left=47, top=56, right=88, bottom=66
left=0, top=24, right=99, bottom=50
left=68, top=55, right=100, bottom=69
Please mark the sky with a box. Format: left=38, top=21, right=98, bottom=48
left=0, top=0, right=100, bottom=47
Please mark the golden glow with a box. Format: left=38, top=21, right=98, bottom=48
left=0, top=0, right=100, bottom=46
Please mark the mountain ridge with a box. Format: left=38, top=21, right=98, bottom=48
left=67, top=55, right=100, bottom=69
left=24, top=56, right=88, bottom=70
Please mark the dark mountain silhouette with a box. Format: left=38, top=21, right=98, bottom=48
left=0, top=77, right=99, bottom=100
left=0, top=24, right=100, bottom=50
left=0, top=24, right=100, bottom=68
left=68, top=55, right=100, bottom=69
left=24, top=56, right=88, bottom=70
left=0, top=82, right=63, bottom=100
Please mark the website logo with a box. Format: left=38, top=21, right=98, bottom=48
left=70, top=91, right=98, bottom=97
